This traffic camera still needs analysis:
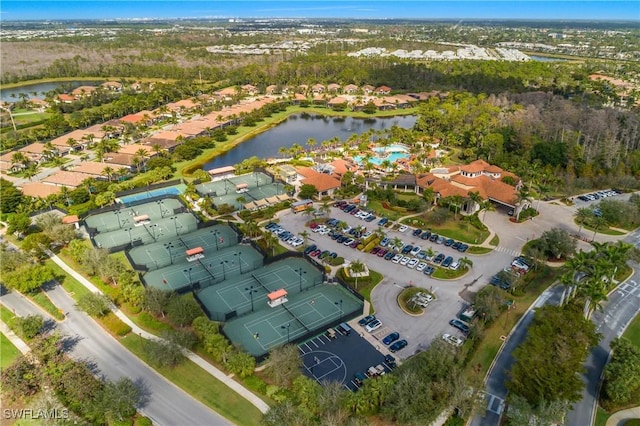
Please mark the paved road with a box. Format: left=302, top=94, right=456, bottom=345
left=565, top=228, right=640, bottom=426
left=470, top=284, right=565, bottom=426
left=0, top=285, right=231, bottom=426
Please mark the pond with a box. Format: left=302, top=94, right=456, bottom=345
left=0, top=80, right=105, bottom=102
left=204, top=113, right=417, bottom=170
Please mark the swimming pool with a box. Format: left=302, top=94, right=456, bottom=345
left=117, top=184, right=186, bottom=205
left=353, top=144, right=410, bottom=166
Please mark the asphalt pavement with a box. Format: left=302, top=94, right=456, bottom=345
left=0, top=285, right=232, bottom=426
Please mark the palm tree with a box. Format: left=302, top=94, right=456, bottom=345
left=459, top=256, right=473, bottom=271
left=591, top=216, right=608, bottom=241
left=306, top=137, right=317, bottom=153
left=319, top=201, right=331, bottom=217
left=102, top=166, right=115, bottom=182
left=349, top=259, right=366, bottom=290
left=450, top=195, right=464, bottom=219
left=514, top=188, right=532, bottom=221
left=481, top=199, right=496, bottom=222
left=576, top=208, right=594, bottom=236
left=303, top=206, right=316, bottom=219
left=422, top=187, right=436, bottom=207
left=467, top=191, right=483, bottom=214
left=391, top=236, right=403, bottom=252
left=10, top=152, right=28, bottom=169
left=263, top=232, right=280, bottom=257
left=534, top=183, right=550, bottom=212
left=299, top=230, right=310, bottom=247
left=23, top=164, right=40, bottom=181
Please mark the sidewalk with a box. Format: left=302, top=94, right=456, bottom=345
left=0, top=319, right=31, bottom=355
left=606, top=406, right=640, bottom=426
left=48, top=253, right=270, bottom=414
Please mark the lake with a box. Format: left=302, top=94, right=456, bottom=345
left=529, top=55, right=571, bottom=62
left=203, top=113, right=417, bottom=170
left=0, top=80, right=105, bottom=102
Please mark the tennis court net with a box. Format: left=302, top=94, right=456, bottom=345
left=282, top=304, right=311, bottom=332
left=251, top=273, right=271, bottom=293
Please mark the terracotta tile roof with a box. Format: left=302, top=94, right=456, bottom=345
left=101, top=81, right=123, bottom=89
left=43, top=171, right=94, bottom=188
left=62, top=215, right=80, bottom=224
left=328, top=159, right=352, bottom=176
left=103, top=153, right=136, bottom=167
left=57, top=94, right=76, bottom=103
left=327, top=83, right=341, bottom=91
left=375, top=85, right=392, bottom=93
left=166, top=99, right=198, bottom=111
left=459, top=159, right=491, bottom=174
left=117, top=144, right=153, bottom=156
left=19, top=182, right=62, bottom=198
left=216, top=87, right=237, bottom=96
left=72, top=161, right=127, bottom=176
left=19, top=143, right=47, bottom=154
left=344, top=84, right=358, bottom=93
left=294, top=93, right=307, bottom=101
left=297, top=167, right=341, bottom=192
left=71, top=86, right=97, bottom=96
left=328, top=96, right=348, bottom=105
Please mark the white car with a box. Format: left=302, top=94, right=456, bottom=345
left=407, top=258, right=419, bottom=269
left=392, top=254, right=403, bottom=264
left=400, top=256, right=411, bottom=266
left=291, top=238, right=304, bottom=247
left=398, top=225, right=408, bottom=232
left=343, top=238, right=355, bottom=246
left=442, top=333, right=464, bottom=347
left=449, top=260, right=460, bottom=270
left=362, top=231, right=373, bottom=238
left=410, top=246, right=421, bottom=256
left=365, top=319, right=382, bottom=333
left=416, top=262, right=427, bottom=272
left=318, top=228, right=331, bottom=235
left=313, top=225, right=327, bottom=233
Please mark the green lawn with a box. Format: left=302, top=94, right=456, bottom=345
left=464, top=266, right=561, bottom=379
left=364, top=199, right=406, bottom=222
left=432, top=266, right=469, bottom=280
left=120, top=334, right=264, bottom=426
left=466, top=246, right=493, bottom=255
left=595, top=407, right=609, bottom=426
left=623, top=311, right=640, bottom=349
left=45, top=259, right=93, bottom=300
left=402, top=214, right=490, bottom=244
left=1, top=333, right=21, bottom=369
left=29, top=290, right=65, bottom=320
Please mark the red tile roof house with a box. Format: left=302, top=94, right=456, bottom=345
left=101, top=81, right=123, bottom=92
left=375, top=85, right=392, bottom=95
left=71, top=86, right=98, bottom=98
left=42, top=170, right=94, bottom=188
left=71, top=161, right=128, bottom=179
left=19, top=182, right=62, bottom=198
left=327, top=83, right=341, bottom=93
left=19, top=142, right=60, bottom=161
left=311, top=84, right=326, bottom=94
left=361, top=85, right=375, bottom=95
left=343, top=84, right=359, bottom=94
left=296, top=167, right=341, bottom=198
left=55, top=94, right=76, bottom=104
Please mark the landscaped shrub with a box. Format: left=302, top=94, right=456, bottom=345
left=243, top=375, right=268, bottom=395
left=102, top=312, right=132, bottom=336
left=329, top=256, right=344, bottom=266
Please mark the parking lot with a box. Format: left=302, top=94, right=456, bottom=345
left=276, top=204, right=518, bottom=357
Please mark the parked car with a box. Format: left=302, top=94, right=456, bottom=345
left=449, top=260, right=461, bottom=270
left=365, top=319, right=382, bottom=333
left=444, top=238, right=455, bottom=247
left=358, top=315, right=376, bottom=326
left=457, top=243, right=469, bottom=253
left=382, top=332, right=400, bottom=345
left=389, top=339, right=408, bottom=353
left=304, top=244, right=317, bottom=254
left=442, top=256, right=454, bottom=268
left=429, top=233, right=439, bottom=242
left=416, top=262, right=427, bottom=272
left=384, top=354, right=397, bottom=369
left=399, top=256, right=410, bottom=266
left=377, top=249, right=388, bottom=257
left=378, top=217, right=389, bottom=226
left=423, top=266, right=435, bottom=276
left=421, top=230, right=432, bottom=240
left=436, top=236, right=445, bottom=244
left=384, top=251, right=396, bottom=261
left=398, top=225, right=409, bottom=232
left=412, top=228, right=422, bottom=237
left=449, top=319, right=470, bottom=333
left=380, top=237, right=390, bottom=247
left=434, top=253, right=445, bottom=264
left=407, top=258, right=419, bottom=269
left=401, top=245, right=413, bottom=254
left=442, top=333, right=464, bottom=347
left=410, top=246, right=421, bottom=256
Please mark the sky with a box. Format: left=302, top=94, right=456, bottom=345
left=1, top=1, right=638, bottom=21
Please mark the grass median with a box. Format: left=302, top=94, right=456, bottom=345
left=120, top=334, right=264, bottom=426
left=464, top=266, right=561, bottom=379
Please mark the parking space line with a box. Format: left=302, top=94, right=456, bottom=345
left=311, top=340, right=319, bottom=348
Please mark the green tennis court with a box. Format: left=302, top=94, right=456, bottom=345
left=85, top=198, right=184, bottom=233
left=127, top=224, right=242, bottom=269
left=92, top=212, right=198, bottom=250
left=196, top=257, right=323, bottom=319
left=223, top=284, right=364, bottom=357
left=142, top=244, right=263, bottom=292
left=196, top=172, right=285, bottom=210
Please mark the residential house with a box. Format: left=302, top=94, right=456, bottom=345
left=265, top=85, right=278, bottom=95
left=241, top=84, right=258, bottom=95
left=71, top=86, right=98, bottom=98
left=42, top=170, right=95, bottom=188
left=28, top=98, right=50, bottom=111
left=101, top=81, right=123, bottom=92
left=327, top=83, right=341, bottom=93
left=312, top=84, right=326, bottom=94
left=55, top=94, right=76, bottom=104
left=375, top=85, right=392, bottom=95
left=362, top=85, right=375, bottom=95
left=71, top=161, right=128, bottom=180
left=18, top=182, right=62, bottom=198
left=291, top=93, right=307, bottom=105
left=343, top=84, right=359, bottom=94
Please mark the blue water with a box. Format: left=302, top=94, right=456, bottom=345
left=354, top=144, right=410, bottom=165
left=118, top=185, right=185, bottom=205
left=204, top=114, right=417, bottom=170
left=0, top=80, right=105, bottom=102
